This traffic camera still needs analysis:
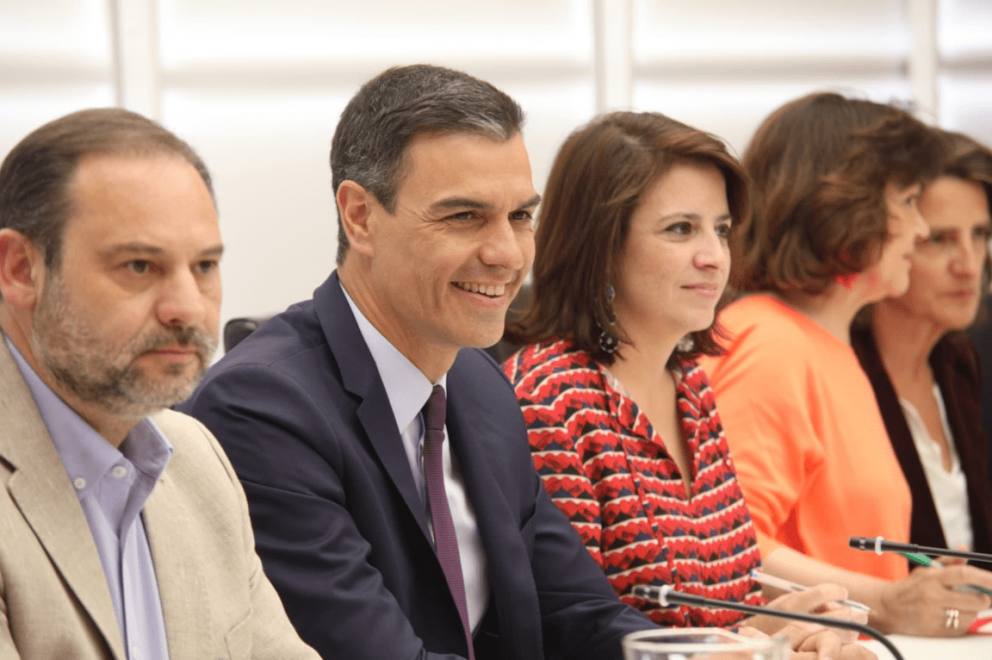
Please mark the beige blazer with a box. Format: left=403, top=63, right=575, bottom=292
left=0, top=340, right=320, bottom=660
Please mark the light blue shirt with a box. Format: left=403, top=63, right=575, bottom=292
left=340, top=284, right=489, bottom=631
left=7, top=337, right=172, bottom=660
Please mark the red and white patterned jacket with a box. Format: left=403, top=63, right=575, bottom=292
left=504, top=338, right=765, bottom=627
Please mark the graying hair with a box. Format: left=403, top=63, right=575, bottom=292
left=0, top=108, right=214, bottom=275
left=330, top=64, right=525, bottom=264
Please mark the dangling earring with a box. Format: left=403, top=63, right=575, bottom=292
left=598, top=330, right=619, bottom=354
left=676, top=334, right=694, bottom=353
left=597, top=284, right=619, bottom=355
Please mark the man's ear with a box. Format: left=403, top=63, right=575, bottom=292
left=337, top=181, right=378, bottom=258
left=0, top=229, right=44, bottom=310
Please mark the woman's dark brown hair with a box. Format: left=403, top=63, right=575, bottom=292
left=506, top=111, right=748, bottom=368
left=735, top=92, right=948, bottom=295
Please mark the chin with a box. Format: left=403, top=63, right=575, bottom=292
left=457, top=326, right=506, bottom=351
left=885, top=281, right=912, bottom=299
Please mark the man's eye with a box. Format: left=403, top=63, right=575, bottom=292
left=196, top=260, right=219, bottom=274
left=510, top=210, right=534, bottom=222
left=127, top=260, right=151, bottom=274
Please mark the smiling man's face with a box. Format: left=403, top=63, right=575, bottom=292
left=355, top=131, right=538, bottom=368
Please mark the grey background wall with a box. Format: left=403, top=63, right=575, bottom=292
left=2, top=0, right=990, bottom=342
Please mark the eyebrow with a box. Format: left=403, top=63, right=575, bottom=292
left=102, top=242, right=225, bottom=259
left=428, top=194, right=542, bottom=215
left=658, top=212, right=733, bottom=222
left=519, top=194, right=543, bottom=210
left=929, top=220, right=992, bottom=232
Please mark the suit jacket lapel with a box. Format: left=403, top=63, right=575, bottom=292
left=0, top=339, right=126, bottom=660
left=143, top=467, right=210, bottom=660
left=446, top=356, right=543, bottom=656
left=315, top=273, right=431, bottom=541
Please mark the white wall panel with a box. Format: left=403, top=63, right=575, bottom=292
left=631, top=0, right=915, bottom=154
left=0, top=0, right=111, bottom=62
left=161, top=88, right=346, bottom=322
left=153, top=0, right=596, bottom=322
left=633, top=78, right=915, bottom=157
left=0, top=0, right=990, bottom=335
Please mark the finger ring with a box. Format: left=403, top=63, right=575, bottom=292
left=944, top=607, right=960, bottom=629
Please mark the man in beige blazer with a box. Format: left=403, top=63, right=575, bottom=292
left=0, top=109, right=319, bottom=660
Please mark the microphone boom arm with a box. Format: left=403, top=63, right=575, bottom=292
left=632, top=584, right=904, bottom=660
left=849, top=536, right=992, bottom=564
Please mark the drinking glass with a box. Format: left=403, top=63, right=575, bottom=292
left=621, top=628, right=788, bottom=660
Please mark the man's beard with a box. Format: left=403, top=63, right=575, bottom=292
left=30, top=275, right=217, bottom=418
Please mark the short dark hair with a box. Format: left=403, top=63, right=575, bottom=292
left=330, top=64, right=525, bottom=264
left=0, top=107, right=214, bottom=273
left=506, top=111, right=749, bottom=368
left=735, top=92, right=948, bottom=294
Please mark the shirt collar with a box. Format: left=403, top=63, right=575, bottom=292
left=340, top=282, right=446, bottom=434
left=4, top=335, right=173, bottom=494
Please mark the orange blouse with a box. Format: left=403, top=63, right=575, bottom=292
left=701, top=295, right=912, bottom=581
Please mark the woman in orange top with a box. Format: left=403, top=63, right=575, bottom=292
left=702, top=92, right=992, bottom=637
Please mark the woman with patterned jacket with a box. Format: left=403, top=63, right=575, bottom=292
left=503, top=111, right=869, bottom=657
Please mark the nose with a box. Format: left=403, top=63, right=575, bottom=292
left=479, top=216, right=528, bottom=272
left=693, top=227, right=727, bottom=270
left=950, top=238, right=984, bottom=278
left=910, top=205, right=929, bottom=240
left=156, top=268, right=210, bottom=329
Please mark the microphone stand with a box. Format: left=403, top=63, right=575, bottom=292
left=632, top=584, right=905, bottom=660
left=849, top=536, right=992, bottom=563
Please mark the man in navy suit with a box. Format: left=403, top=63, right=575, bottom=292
left=180, top=64, right=656, bottom=660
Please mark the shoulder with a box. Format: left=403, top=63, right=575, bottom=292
left=678, top=360, right=718, bottom=412
left=180, top=297, right=346, bottom=418
left=151, top=408, right=236, bottom=478
left=148, top=409, right=250, bottom=517
left=211, top=297, right=329, bottom=377
left=706, top=296, right=817, bottom=389
left=450, top=346, right=520, bottom=406
left=717, top=295, right=815, bottom=355
left=504, top=339, right=605, bottom=404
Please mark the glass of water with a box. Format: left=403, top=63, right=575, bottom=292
left=621, top=628, right=788, bottom=660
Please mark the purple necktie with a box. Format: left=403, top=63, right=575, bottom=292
left=423, top=385, right=475, bottom=660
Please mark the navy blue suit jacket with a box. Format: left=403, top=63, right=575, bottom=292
left=179, top=272, right=652, bottom=660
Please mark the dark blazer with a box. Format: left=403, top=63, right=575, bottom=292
left=966, top=293, right=992, bottom=476
left=852, top=325, right=992, bottom=562
left=179, top=272, right=652, bottom=660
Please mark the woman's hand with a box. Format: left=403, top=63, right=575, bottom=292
left=874, top=564, right=992, bottom=636
left=775, top=621, right=877, bottom=660
left=747, top=583, right=866, bottom=644
left=762, top=544, right=992, bottom=639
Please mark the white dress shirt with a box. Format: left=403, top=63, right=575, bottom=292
left=901, top=384, right=974, bottom=552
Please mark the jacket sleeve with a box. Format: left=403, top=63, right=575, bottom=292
left=192, top=421, right=323, bottom=660
left=701, top=325, right=824, bottom=556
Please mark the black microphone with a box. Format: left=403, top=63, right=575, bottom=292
left=632, top=584, right=904, bottom=660
left=849, top=536, right=992, bottom=564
